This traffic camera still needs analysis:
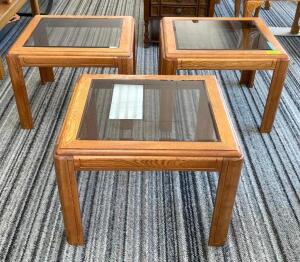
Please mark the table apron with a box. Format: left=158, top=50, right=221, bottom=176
left=19, top=56, right=123, bottom=67
left=177, top=59, right=277, bottom=70
left=73, top=156, right=223, bottom=171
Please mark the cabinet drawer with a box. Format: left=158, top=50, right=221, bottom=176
left=151, top=6, right=160, bottom=16
left=161, top=0, right=197, bottom=5
left=198, top=7, right=207, bottom=16
left=149, top=0, right=208, bottom=8
left=161, top=6, right=197, bottom=16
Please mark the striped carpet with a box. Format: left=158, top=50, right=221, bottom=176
left=0, top=0, right=300, bottom=261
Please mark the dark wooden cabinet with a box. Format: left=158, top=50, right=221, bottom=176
left=144, top=0, right=215, bottom=46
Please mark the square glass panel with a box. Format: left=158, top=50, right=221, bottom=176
left=77, top=79, right=220, bottom=142
left=173, top=20, right=272, bottom=50
left=25, top=18, right=123, bottom=48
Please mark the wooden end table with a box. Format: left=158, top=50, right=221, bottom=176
left=54, top=74, right=243, bottom=246
left=159, top=17, right=289, bottom=133
left=7, top=15, right=135, bottom=129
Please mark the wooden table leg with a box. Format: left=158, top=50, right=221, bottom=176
left=39, top=67, right=55, bottom=84
left=29, top=0, right=40, bottom=15
left=160, top=58, right=177, bottom=75
left=291, top=2, right=300, bottom=34
left=208, top=0, right=216, bottom=17
left=264, top=0, right=271, bottom=10
left=260, top=59, right=289, bottom=132
left=240, top=70, right=256, bottom=88
left=243, top=0, right=263, bottom=17
left=209, top=157, right=243, bottom=246
left=118, top=57, right=134, bottom=74
left=235, top=0, right=241, bottom=17
left=6, top=55, right=33, bottom=129
left=0, top=58, right=4, bottom=80
left=54, top=155, right=84, bottom=245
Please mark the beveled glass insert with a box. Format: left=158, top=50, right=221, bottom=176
left=174, top=20, right=272, bottom=50
left=77, top=79, right=219, bottom=142
left=25, top=18, right=123, bottom=48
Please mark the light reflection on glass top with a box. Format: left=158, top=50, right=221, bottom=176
left=77, top=79, right=220, bottom=142
left=174, top=20, right=272, bottom=50
left=25, top=18, right=122, bottom=48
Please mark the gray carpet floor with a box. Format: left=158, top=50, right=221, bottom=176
left=0, top=0, right=300, bottom=261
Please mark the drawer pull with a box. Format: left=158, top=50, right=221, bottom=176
left=176, top=8, right=182, bottom=14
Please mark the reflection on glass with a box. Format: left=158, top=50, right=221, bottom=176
left=25, top=18, right=122, bottom=48
left=77, top=79, right=219, bottom=142
left=174, top=20, right=272, bottom=50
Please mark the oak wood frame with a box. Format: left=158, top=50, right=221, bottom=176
left=7, top=15, right=135, bottom=128
left=54, top=74, right=243, bottom=247
left=160, top=17, right=289, bottom=133
left=236, top=0, right=300, bottom=35
left=0, top=0, right=40, bottom=79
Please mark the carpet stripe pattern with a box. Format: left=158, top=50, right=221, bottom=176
left=0, top=0, right=299, bottom=261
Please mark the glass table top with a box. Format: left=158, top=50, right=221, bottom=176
left=77, top=79, right=219, bottom=142
left=173, top=20, right=272, bottom=50
left=25, top=18, right=123, bottom=48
